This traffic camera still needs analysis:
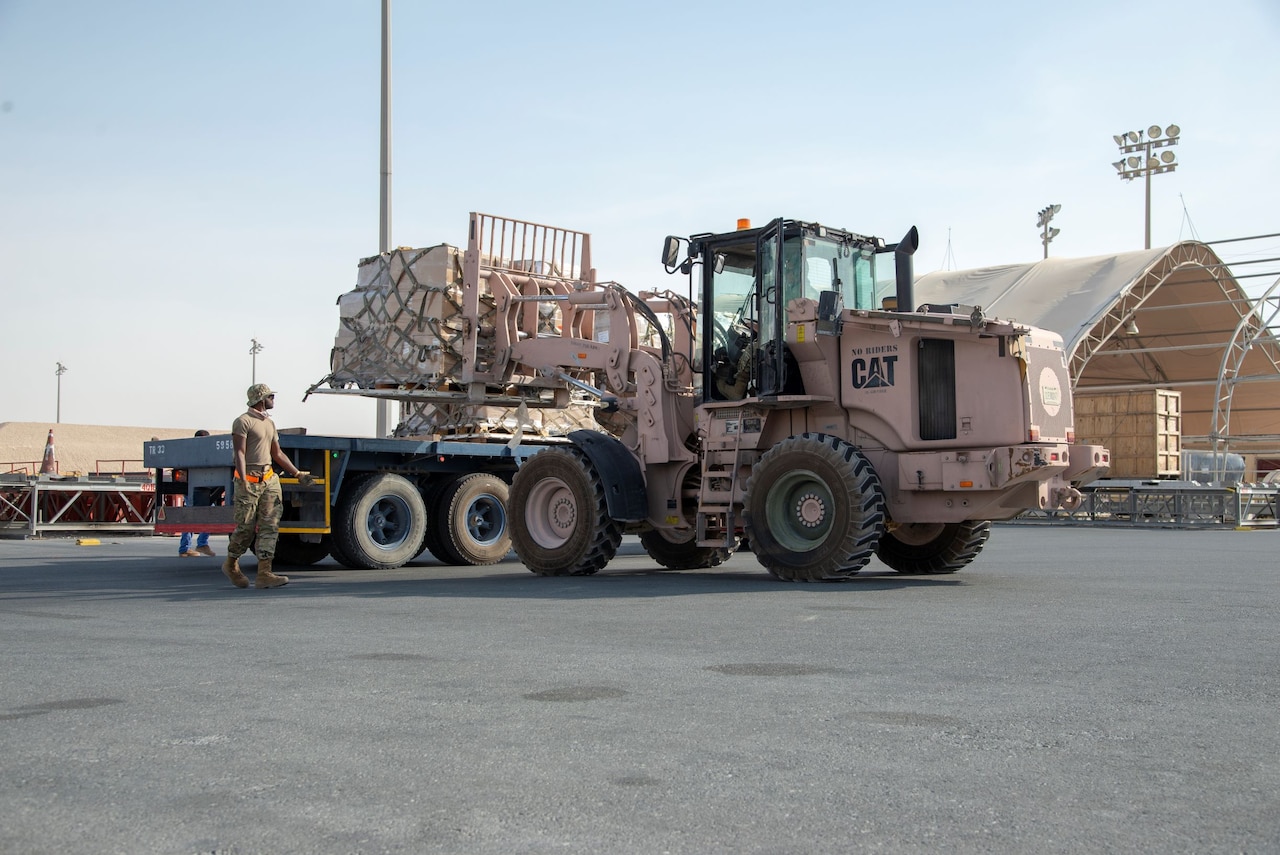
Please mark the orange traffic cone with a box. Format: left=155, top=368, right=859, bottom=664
left=40, top=429, right=57, bottom=475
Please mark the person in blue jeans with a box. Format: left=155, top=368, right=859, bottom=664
left=179, top=430, right=216, bottom=557
left=178, top=529, right=213, bottom=557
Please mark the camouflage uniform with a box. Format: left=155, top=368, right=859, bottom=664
left=228, top=474, right=283, bottom=560
left=227, top=383, right=285, bottom=562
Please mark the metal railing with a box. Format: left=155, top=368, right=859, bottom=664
left=94, top=459, right=147, bottom=475
left=2, top=461, right=44, bottom=475
left=470, top=212, right=592, bottom=283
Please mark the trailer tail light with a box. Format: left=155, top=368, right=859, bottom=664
left=959, top=481, right=973, bottom=488
left=1066, top=428, right=1076, bottom=443
left=1029, top=426, right=1041, bottom=441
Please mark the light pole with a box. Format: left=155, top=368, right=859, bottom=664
left=376, top=0, right=394, bottom=438
left=1037, top=204, right=1061, bottom=259
left=1112, top=124, right=1180, bottom=249
left=250, top=338, right=264, bottom=384
left=55, top=362, right=67, bottom=423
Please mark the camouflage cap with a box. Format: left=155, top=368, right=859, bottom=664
left=246, top=383, right=276, bottom=406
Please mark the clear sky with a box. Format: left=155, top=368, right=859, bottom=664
left=2, top=0, right=1277, bottom=438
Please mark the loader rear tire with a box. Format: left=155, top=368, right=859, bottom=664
left=876, top=520, right=990, bottom=575
left=743, top=434, right=885, bottom=582
left=432, top=473, right=511, bottom=566
left=510, top=447, right=620, bottom=576
left=332, top=473, right=427, bottom=570
left=639, top=529, right=733, bottom=571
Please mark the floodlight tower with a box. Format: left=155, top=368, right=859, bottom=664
left=376, top=0, right=394, bottom=437
left=55, top=361, right=67, bottom=423
left=1112, top=124, right=1180, bottom=249
left=1037, top=204, right=1061, bottom=259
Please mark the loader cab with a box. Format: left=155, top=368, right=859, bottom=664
left=689, top=219, right=883, bottom=402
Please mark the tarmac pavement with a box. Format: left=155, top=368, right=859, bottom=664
left=2, top=526, right=1279, bottom=854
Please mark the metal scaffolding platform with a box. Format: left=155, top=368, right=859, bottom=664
left=1016, top=479, right=1279, bottom=528
left=0, top=473, right=157, bottom=538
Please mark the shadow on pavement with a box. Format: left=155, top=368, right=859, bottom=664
left=0, top=549, right=964, bottom=604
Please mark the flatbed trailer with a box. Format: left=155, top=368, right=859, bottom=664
left=144, top=432, right=544, bottom=569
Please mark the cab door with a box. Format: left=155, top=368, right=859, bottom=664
left=755, top=219, right=787, bottom=397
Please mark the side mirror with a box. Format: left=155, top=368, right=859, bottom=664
left=662, top=236, right=682, bottom=269
left=713, top=252, right=726, bottom=275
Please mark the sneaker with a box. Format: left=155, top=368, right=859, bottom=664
left=194, top=545, right=217, bottom=557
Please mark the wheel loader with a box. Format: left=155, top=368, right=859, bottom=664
left=317, top=212, right=1110, bottom=581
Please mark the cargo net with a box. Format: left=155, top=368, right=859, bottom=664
left=310, top=244, right=598, bottom=439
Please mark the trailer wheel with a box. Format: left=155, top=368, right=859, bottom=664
left=414, top=480, right=451, bottom=563
left=332, top=473, right=427, bottom=570
left=272, top=534, right=331, bottom=567
left=509, top=447, right=620, bottom=576
left=639, top=529, right=733, bottom=570
left=327, top=533, right=358, bottom=570
left=743, top=433, right=885, bottom=582
left=876, top=520, right=990, bottom=575
left=432, top=473, right=511, bottom=566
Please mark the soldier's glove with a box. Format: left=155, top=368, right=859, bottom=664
left=296, top=471, right=316, bottom=487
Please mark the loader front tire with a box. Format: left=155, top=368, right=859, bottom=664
left=510, top=447, right=620, bottom=576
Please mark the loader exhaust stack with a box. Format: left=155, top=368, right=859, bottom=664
left=894, top=226, right=919, bottom=313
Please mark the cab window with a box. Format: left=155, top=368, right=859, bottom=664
left=782, top=237, right=877, bottom=310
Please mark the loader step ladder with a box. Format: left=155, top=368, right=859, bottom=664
left=696, top=425, right=755, bottom=548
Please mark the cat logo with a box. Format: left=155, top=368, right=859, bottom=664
left=851, top=355, right=898, bottom=389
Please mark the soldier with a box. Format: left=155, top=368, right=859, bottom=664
left=221, top=384, right=315, bottom=589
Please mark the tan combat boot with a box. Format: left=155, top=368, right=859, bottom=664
left=254, top=558, right=289, bottom=589
left=221, top=555, right=249, bottom=589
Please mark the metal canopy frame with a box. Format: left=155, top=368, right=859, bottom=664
left=1068, top=242, right=1280, bottom=471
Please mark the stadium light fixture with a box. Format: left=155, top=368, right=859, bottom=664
left=1036, top=204, right=1062, bottom=259
left=1112, top=124, right=1181, bottom=249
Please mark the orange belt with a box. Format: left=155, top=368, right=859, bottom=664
left=237, top=468, right=275, bottom=483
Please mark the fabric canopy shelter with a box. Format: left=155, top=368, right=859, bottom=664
left=914, top=242, right=1280, bottom=461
